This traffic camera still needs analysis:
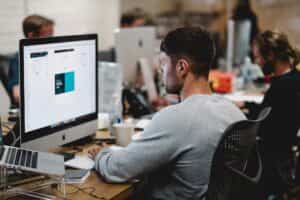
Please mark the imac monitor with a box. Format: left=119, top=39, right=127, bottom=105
left=20, top=34, right=98, bottom=151
left=115, top=27, right=158, bottom=101
left=115, top=27, right=156, bottom=85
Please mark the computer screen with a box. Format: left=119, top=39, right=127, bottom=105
left=115, top=27, right=157, bottom=85
left=20, top=34, right=98, bottom=151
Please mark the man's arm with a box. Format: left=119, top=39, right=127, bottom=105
left=94, top=107, right=187, bottom=183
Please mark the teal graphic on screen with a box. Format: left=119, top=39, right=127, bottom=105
left=55, top=71, right=75, bottom=95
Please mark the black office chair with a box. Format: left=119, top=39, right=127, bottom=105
left=205, top=107, right=271, bottom=200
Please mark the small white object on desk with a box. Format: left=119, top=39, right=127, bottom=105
left=65, top=155, right=95, bottom=170
left=223, top=91, right=263, bottom=104
left=98, top=113, right=110, bottom=130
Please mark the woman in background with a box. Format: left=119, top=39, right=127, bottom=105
left=236, top=30, right=300, bottom=199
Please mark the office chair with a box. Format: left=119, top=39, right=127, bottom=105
left=206, top=107, right=271, bottom=200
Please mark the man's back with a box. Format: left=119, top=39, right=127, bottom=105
left=95, top=94, right=245, bottom=199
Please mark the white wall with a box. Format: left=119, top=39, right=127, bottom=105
left=0, top=0, right=120, bottom=54
left=181, top=0, right=224, bottom=12
left=0, top=0, right=25, bottom=54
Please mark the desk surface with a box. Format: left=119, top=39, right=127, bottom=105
left=1, top=134, right=136, bottom=200
left=55, top=172, right=135, bottom=200
left=4, top=172, right=135, bottom=200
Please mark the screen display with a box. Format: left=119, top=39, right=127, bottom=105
left=23, top=40, right=96, bottom=133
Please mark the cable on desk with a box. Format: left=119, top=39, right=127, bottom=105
left=54, top=182, right=81, bottom=195
left=78, top=186, right=107, bottom=200
left=54, top=184, right=107, bottom=200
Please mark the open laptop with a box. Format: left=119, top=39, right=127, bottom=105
left=0, top=119, right=65, bottom=176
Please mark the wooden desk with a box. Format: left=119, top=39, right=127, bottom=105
left=54, top=171, right=135, bottom=200
left=4, top=172, right=136, bottom=200
left=57, top=142, right=136, bottom=200
left=1, top=131, right=137, bottom=200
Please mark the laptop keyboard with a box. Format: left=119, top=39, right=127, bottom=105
left=1, top=146, right=38, bottom=169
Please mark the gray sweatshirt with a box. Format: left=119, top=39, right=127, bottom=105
left=95, top=94, right=246, bottom=200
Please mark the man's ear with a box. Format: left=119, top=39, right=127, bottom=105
left=176, top=58, right=189, bottom=78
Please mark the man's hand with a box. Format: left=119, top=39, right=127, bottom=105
left=88, top=143, right=108, bottom=160
left=88, top=146, right=101, bottom=160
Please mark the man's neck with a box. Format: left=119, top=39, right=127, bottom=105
left=274, top=62, right=292, bottom=76
left=180, top=73, right=212, bottom=100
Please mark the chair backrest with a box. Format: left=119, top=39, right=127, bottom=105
left=206, top=107, right=271, bottom=200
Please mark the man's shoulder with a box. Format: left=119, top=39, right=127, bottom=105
left=153, top=104, right=180, bottom=120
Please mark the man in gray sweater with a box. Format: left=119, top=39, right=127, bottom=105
left=89, top=27, right=245, bottom=199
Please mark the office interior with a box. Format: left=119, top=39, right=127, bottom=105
left=1, top=0, right=300, bottom=199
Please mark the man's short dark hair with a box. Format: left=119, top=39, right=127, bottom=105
left=160, top=27, right=216, bottom=78
left=120, top=13, right=136, bottom=27
left=23, top=15, right=54, bottom=38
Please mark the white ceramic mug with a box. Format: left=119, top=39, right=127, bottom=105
left=113, top=123, right=135, bottom=147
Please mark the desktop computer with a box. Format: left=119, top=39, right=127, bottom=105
left=115, top=27, right=158, bottom=102
left=19, top=34, right=98, bottom=151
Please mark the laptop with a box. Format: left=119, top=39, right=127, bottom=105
left=0, top=119, right=65, bottom=176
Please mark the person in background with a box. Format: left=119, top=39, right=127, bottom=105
left=89, top=27, right=245, bottom=200
left=120, top=8, right=147, bottom=28
left=232, top=0, right=259, bottom=45
left=235, top=30, right=300, bottom=198
left=8, top=15, right=54, bottom=106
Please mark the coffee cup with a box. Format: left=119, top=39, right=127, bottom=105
left=112, top=123, right=135, bottom=147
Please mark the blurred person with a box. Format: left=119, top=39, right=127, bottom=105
left=232, top=0, right=259, bottom=45
left=8, top=15, right=54, bottom=106
left=235, top=30, right=300, bottom=198
left=120, top=8, right=147, bottom=28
